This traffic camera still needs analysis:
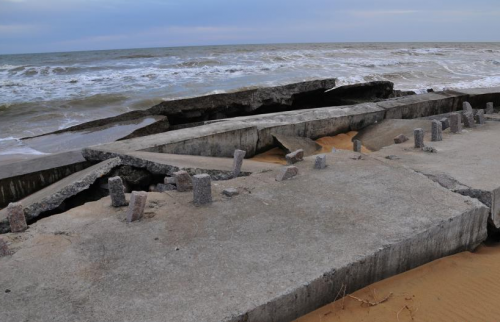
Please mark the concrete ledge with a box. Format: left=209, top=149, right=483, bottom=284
left=0, top=152, right=488, bottom=322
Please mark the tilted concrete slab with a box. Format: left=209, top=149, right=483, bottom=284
left=0, top=151, right=91, bottom=208
left=353, top=119, right=433, bottom=151
left=116, top=151, right=279, bottom=180
left=0, top=158, right=121, bottom=233
left=372, top=121, right=500, bottom=228
left=22, top=116, right=167, bottom=154
left=272, top=134, right=322, bottom=156
left=0, top=152, right=488, bottom=322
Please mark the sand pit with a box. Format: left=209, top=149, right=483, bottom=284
left=251, top=131, right=370, bottom=164
left=295, top=243, right=500, bottom=322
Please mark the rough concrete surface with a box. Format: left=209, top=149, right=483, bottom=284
left=373, top=121, right=500, bottom=228
left=0, top=152, right=487, bottom=322
left=0, top=158, right=121, bottom=233
left=272, top=134, right=322, bottom=156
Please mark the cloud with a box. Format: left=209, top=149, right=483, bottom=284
left=345, top=10, right=420, bottom=17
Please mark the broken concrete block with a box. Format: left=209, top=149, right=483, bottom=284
left=285, top=149, right=304, bottom=165
left=173, top=170, right=193, bottom=192
left=193, top=174, right=212, bottom=206
left=414, top=128, right=425, bottom=148
left=385, top=155, right=401, bottom=160
left=222, top=188, right=239, bottom=197
left=164, top=177, right=176, bottom=185
left=422, top=146, right=437, bottom=153
left=440, top=118, right=450, bottom=130
left=449, top=113, right=462, bottom=133
left=272, top=134, right=321, bottom=156
left=156, top=183, right=176, bottom=192
left=109, top=176, right=128, bottom=207
left=394, top=134, right=409, bottom=144
left=7, top=202, right=27, bottom=233
left=314, top=154, right=327, bottom=169
left=276, top=166, right=299, bottom=181
left=232, top=149, right=246, bottom=178
left=353, top=140, right=362, bottom=152
left=126, top=191, right=147, bottom=222
left=486, top=102, right=494, bottom=114
left=476, top=109, right=485, bottom=125
left=331, top=147, right=337, bottom=153
left=463, top=102, right=473, bottom=113
left=463, top=112, right=475, bottom=128
left=431, top=120, right=443, bottom=142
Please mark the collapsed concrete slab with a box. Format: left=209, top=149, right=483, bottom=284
left=272, top=134, right=321, bottom=156
left=353, top=119, right=433, bottom=151
left=373, top=121, right=500, bottom=228
left=0, top=152, right=488, bottom=322
left=0, top=158, right=121, bottom=233
left=0, top=151, right=91, bottom=208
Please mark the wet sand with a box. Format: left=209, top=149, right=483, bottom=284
left=251, top=131, right=370, bottom=164
left=295, top=243, right=500, bottom=322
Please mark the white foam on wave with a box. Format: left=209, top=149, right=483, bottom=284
left=0, top=136, right=47, bottom=156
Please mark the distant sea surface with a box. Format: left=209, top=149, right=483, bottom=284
left=1, top=42, right=500, bottom=155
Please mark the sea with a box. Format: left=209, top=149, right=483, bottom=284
left=1, top=42, right=500, bottom=156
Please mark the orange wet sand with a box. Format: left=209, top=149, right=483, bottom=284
left=251, top=131, right=370, bottom=165
left=295, top=243, right=500, bottom=322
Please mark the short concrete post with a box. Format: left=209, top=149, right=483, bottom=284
left=193, top=174, right=212, bottom=206
left=476, top=109, right=485, bottom=125
left=413, top=128, right=425, bottom=148
left=463, top=112, right=475, bottom=128
left=353, top=140, right=362, bottom=152
left=109, top=176, right=128, bottom=207
left=449, top=113, right=462, bottom=133
left=440, top=118, right=450, bottom=130
left=7, top=202, right=27, bottom=233
left=276, top=166, right=299, bottom=181
left=285, top=149, right=304, bottom=165
left=126, top=191, right=147, bottom=222
left=314, top=154, right=327, bottom=169
left=431, top=120, right=442, bottom=142
left=463, top=102, right=473, bottom=113
left=173, top=170, right=193, bottom=192
left=232, top=149, right=246, bottom=178
left=486, top=102, right=494, bottom=114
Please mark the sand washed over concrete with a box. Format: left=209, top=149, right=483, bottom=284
left=251, top=131, right=370, bottom=164
left=295, top=243, right=500, bottom=322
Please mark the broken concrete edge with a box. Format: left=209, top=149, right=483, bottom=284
left=81, top=149, right=253, bottom=181
left=224, top=200, right=488, bottom=322
left=81, top=87, right=500, bottom=164
left=0, top=151, right=92, bottom=208
left=0, top=157, right=122, bottom=234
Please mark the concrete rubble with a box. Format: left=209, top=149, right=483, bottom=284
left=109, top=176, right=128, bottom=207
left=7, top=203, right=27, bottom=233
left=285, top=149, right=304, bottom=165
left=192, top=174, right=212, bottom=205
left=126, top=191, right=148, bottom=222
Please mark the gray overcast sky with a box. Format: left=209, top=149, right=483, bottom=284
left=1, top=0, right=499, bottom=54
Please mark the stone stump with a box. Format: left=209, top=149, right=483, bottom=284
left=314, top=154, right=327, bottom=169
left=126, top=191, right=147, bottom=222
left=285, top=149, right=304, bottom=164
left=463, top=102, right=473, bottom=113
left=431, top=120, right=443, bottom=142
left=463, top=112, right=475, bottom=128
left=414, top=128, right=425, bottom=148
left=193, top=174, right=212, bottom=206
left=476, top=109, right=485, bottom=124
left=353, top=140, right=362, bottom=152
left=276, top=166, right=299, bottom=181
left=449, top=113, right=462, bottom=133
left=486, top=102, right=494, bottom=114
left=173, top=170, right=193, bottom=192
left=222, top=188, right=239, bottom=197
left=232, top=149, right=246, bottom=178
left=7, top=202, right=27, bottom=233
left=440, top=118, right=450, bottom=130
left=109, top=176, right=128, bottom=207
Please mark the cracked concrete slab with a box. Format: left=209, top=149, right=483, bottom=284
left=372, top=121, right=500, bottom=228
left=0, top=158, right=121, bottom=233
left=0, top=151, right=488, bottom=322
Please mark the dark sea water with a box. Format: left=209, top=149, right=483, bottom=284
left=1, top=42, right=500, bottom=155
